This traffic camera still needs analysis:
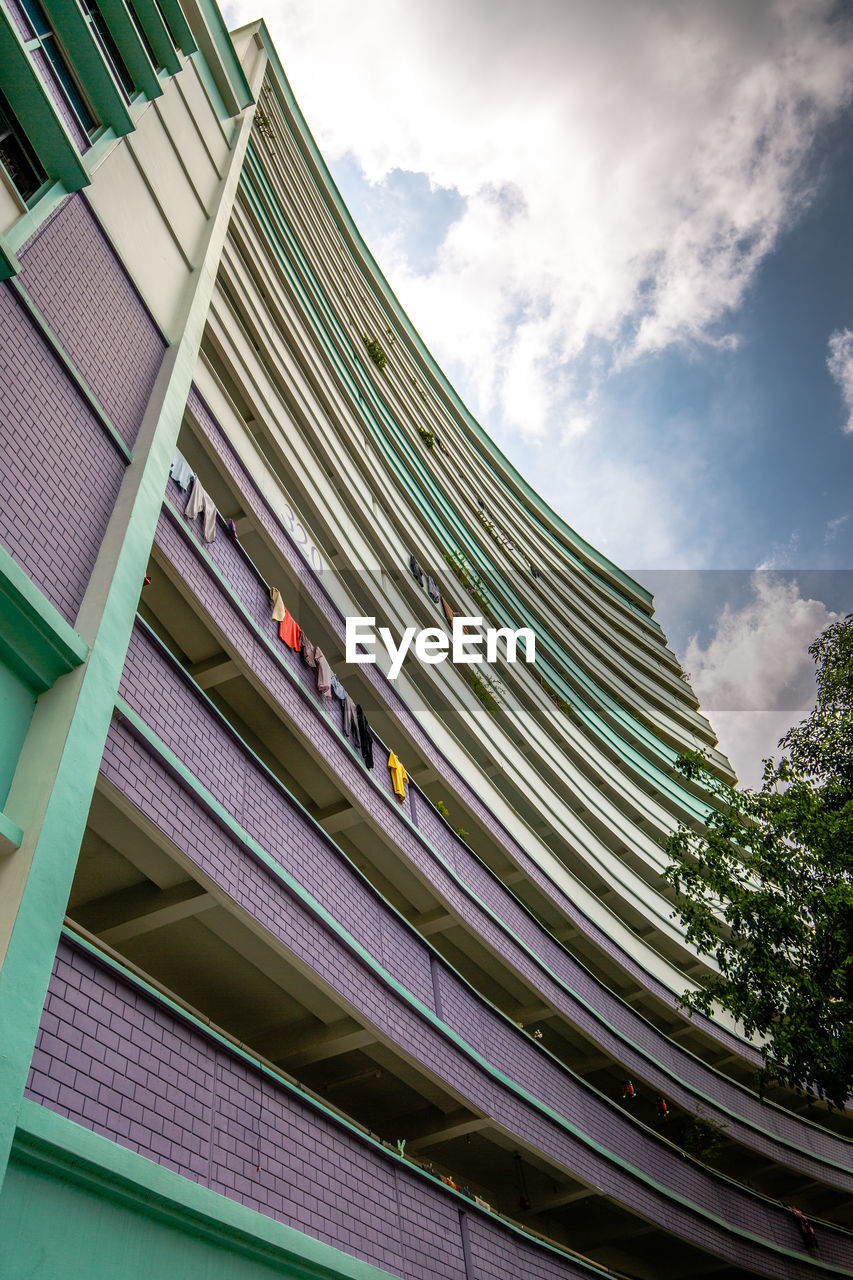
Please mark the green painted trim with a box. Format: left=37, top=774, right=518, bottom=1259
left=95, top=0, right=162, bottom=100
left=2, top=180, right=68, bottom=254
left=0, top=809, right=23, bottom=854
left=82, top=122, right=122, bottom=170
left=38, top=0, right=135, bottom=136
left=195, top=0, right=252, bottom=113
left=9, top=279, right=134, bottom=465
left=13, top=1099, right=403, bottom=1280
left=0, top=95, right=257, bottom=1193
left=0, top=544, right=88, bottom=694
left=0, top=10, right=90, bottom=192
left=255, top=25, right=653, bottom=618
left=155, top=0, right=196, bottom=55
left=158, top=515, right=852, bottom=1177
left=132, top=0, right=180, bottom=74
left=113, top=692, right=850, bottom=1267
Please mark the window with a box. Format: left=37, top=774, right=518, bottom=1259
left=19, top=0, right=99, bottom=137
left=0, top=89, right=47, bottom=202
left=79, top=0, right=136, bottom=100
left=126, top=0, right=161, bottom=71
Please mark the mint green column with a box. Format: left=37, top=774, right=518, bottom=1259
left=0, top=63, right=261, bottom=1189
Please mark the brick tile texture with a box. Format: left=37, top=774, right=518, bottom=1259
left=26, top=936, right=601, bottom=1280
left=0, top=281, right=125, bottom=622
left=19, top=195, right=166, bottom=448
left=100, top=653, right=852, bottom=1276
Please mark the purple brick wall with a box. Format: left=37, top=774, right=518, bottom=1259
left=26, top=935, right=594, bottom=1280
left=0, top=282, right=125, bottom=623
left=118, top=617, right=435, bottom=1013
left=153, top=494, right=853, bottom=1189
left=101, top=651, right=853, bottom=1276
left=464, top=1213, right=590, bottom=1280
left=30, top=926, right=848, bottom=1278
left=19, top=196, right=166, bottom=448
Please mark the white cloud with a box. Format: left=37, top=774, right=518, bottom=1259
left=827, top=328, right=853, bottom=432
left=230, top=0, right=853, bottom=450
left=825, top=512, right=851, bottom=543
left=684, top=575, right=839, bottom=785
left=222, top=1, right=853, bottom=571
left=755, top=531, right=801, bottom=571
left=702, top=710, right=802, bottom=790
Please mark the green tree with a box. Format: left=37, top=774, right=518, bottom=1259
left=663, top=613, right=853, bottom=1109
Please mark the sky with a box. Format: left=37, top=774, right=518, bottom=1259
left=225, top=0, right=853, bottom=784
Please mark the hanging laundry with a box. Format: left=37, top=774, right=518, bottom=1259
left=300, top=633, right=317, bottom=668
left=789, top=1207, right=818, bottom=1250
left=529, top=565, right=540, bottom=580
left=426, top=575, right=440, bottom=603
left=330, top=674, right=347, bottom=701
left=343, top=696, right=361, bottom=750
left=441, top=597, right=455, bottom=626
left=169, top=448, right=194, bottom=491
left=278, top=608, right=301, bottom=650
left=408, top=554, right=424, bottom=586
left=315, top=648, right=333, bottom=699
left=655, top=1095, right=669, bottom=1123
left=356, top=705, right=374, bottom=769
left=387, top=750, right=409, bottom=801
left=269, top=587, right=286, bottom=623
left=184, top=476, right=217, bottom=543
left=622, top=1080, right=636, bottom=1102
left=227, top=518, right=238, bottom=538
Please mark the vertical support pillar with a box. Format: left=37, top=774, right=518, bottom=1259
left=0, top=51, right=265, bottom=1187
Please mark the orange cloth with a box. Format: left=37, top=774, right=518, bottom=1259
left=278, top=610, right=301, bottom=650
left=387, top=750, right=409, bottom=801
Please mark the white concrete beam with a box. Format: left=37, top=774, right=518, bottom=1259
left=189, top=654, right=239, bottom=688
left=84, top=881, right=216, bottom=945
left=531, top=1186, right=596, bottom=1213
left=278, top=1021, right=378, bottom=1069
left=409, top=907, right=456, bottom=937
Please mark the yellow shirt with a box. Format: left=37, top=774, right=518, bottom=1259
left=387, top=750, right=409, bottom=801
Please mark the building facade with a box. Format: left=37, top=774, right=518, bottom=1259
left=0, top=4, right=850, bottom=1277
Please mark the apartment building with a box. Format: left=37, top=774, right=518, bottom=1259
left=0, top=3, right=850, bottom=1276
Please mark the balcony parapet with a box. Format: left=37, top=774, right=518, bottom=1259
left=26, top=930, right=620, bottom=1280
left=99, top=636, right=853, bottom=1276
left=156, top=428, right=853, bottom=1184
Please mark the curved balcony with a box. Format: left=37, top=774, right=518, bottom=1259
left=183, top=385, right=737, bottom=1029
left=146, top=483, right=853, bottom=1200
left=28, top=930, right=623, bottom=1280
left=75, top=613, right=853, bottom=1276
left=178, top=386, right=852, bottom=1136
